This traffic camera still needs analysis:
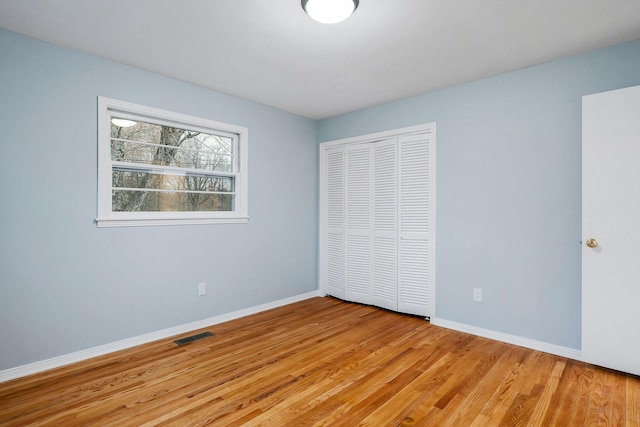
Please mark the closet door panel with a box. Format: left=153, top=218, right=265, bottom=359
left=323, top=147, right=345, bottom=298
left=398, top=132, right=434, bottom=317
left=345, top=145, right=372, bottom=304
left=372, top=139, right=398, bottom=311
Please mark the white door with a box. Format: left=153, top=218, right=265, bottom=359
left=582, top=84, right=640, bottom=376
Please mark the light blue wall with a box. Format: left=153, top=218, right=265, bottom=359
left=319, top=38, right=640, bottom=350
left=0, top=30, right=318, bottom=370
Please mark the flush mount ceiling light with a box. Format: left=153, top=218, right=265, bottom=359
left=302, top=0, right=359, bottom=24
left=111, top=118, right=136, bottom=128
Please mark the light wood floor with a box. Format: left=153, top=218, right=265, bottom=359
left=1, top=297, right=639, bottom=426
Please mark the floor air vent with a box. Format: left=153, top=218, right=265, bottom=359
left=174, top=331, right=214, bottom=346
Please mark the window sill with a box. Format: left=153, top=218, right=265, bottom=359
left=96, top=216, right=250, bottom=228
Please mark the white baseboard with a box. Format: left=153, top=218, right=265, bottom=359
left=0, top=290, right=321, bottom=383
left=431, top=317, right=582, bottom=361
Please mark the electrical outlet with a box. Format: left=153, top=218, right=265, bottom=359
left=198, top=282, right=207, bottom=296
left=473, top=288, right=483, bottom=302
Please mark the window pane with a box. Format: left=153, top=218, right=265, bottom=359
left=112, top=170, right=233, bottom=193
left=112, top=190, right=234, bottom=212
left=110, top=118, right=234, bottom=172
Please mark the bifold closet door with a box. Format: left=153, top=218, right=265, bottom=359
left=323, top=140, right=398, bottom=310
left=343, top=140, right=398, bottom=309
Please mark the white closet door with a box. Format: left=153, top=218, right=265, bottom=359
left=372, top=139, right=398, bottom=311
left=323, top=147, right=345, bottom=299
left=398, top=132, right=434, bottom=317
left=345, top=144, right=372, bottom=305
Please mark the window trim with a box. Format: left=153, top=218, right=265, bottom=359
left=97, top=97, right=249, bottom=227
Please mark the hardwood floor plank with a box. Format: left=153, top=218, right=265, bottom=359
left=528, top=359, right=567, bottom=426
left=626, top=376, right=640, bottom=427
left=584, top=366, right=606, bottom=425
left=601, top=368, right=623, bottom=426
left=570, top=365, right=596, bottom=425
left=1, top=297, right=639, bottom=426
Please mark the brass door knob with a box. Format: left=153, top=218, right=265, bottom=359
left=586, top=238, right=598, bottom=248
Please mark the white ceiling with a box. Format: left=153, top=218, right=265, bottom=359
left=2, top=0, right=640, bottom=119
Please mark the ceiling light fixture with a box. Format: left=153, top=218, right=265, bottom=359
left=302, top=0, right=359, bottom=24
left=111, top=118, right=136, bottom=128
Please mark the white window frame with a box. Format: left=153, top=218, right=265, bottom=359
left=97, top=97, right=249, bottom=227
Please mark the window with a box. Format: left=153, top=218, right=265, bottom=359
left=97, top=97, right=248, bottom=227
